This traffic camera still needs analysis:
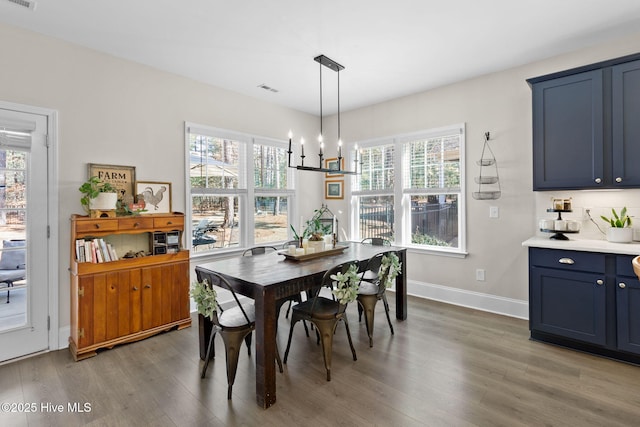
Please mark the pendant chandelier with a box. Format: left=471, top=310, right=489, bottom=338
left=287, top=54, right=360, bottom=175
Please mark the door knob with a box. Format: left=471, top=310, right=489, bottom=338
left=596, top=279, right=604, bottom=285
left=595, top=177, right=602, bottom=184
left=616, top=177, right=622, bottom=183
left=619, top=282, right=626, bottom=289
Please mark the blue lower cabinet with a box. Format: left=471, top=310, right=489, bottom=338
left=529, top=248, right=640, bottom=363
left=530, top=267, right=606, bottom=346
left=616, top=277, right=640, bottom=354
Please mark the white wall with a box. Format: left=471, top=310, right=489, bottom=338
left=323, top=30, right=640, bottom=318
left=0, top=23, right=323, bottom=344
left=2, top=21, right=640, bottom=344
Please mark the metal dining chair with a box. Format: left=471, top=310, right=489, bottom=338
left=361, top=237, right=391, bottom=246
left=196, top=270, right=257, bottom=400
left=283, top=260, right=359, bottom=381
left=356, top=251, right=396, bottom=347
left=242, top=245, right=278, bottom=256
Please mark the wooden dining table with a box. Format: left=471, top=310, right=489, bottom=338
left=195, top=242, right=407, bottom=408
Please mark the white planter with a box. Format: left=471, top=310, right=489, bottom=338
left=89, top=192, right=118, bottom=211
left=606, top=227, right=633, bottom=243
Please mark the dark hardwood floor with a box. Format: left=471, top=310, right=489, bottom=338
left=1, top=295, right=640, bottom=426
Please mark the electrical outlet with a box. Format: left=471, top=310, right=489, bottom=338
left=489, top=206, right=499, bottom=218
left=476, top=269, right=485, bottom=281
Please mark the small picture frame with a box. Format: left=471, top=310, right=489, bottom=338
left=136, top=181, right=172, bottom=214
left=325, top=180, right=344, bottom=200
left=88, top=163, right=136, bottom=206
left=325, top=158, right=344, bottom=177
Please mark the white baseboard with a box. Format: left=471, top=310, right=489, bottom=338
left=58, top=326, right=70, bottom=350
left=405, top=280, right=529, bottom=320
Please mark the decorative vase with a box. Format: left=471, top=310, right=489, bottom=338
left=89, top=192, right=118, bottom=211
left=606, top=227, right=633, bottom=243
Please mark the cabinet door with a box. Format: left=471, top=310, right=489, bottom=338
left=612, top=59, right=640, bottom=187
left=139, top=262, right=189, bottom=330
left=616, top=276, right=640, bottom=355
left=532, top=69, right=604, bottom=190
left=530, top=267, right=606, bottom=345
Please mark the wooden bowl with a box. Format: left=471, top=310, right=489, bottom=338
left=633, top=256, right=640, bottom=280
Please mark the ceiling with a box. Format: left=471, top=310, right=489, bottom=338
left=2, top=0, right=640, bottom=115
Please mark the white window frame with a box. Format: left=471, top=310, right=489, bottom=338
left=185, top=123, right=295, bottom=257
left=349, top=123, right=466, bottom=257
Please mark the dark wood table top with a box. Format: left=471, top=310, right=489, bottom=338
left=196, top=242, right=404, bottom=297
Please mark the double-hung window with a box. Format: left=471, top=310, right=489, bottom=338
left=186, top=124, right=293, bottom=253
left=351, top=124, right=465, bottom=254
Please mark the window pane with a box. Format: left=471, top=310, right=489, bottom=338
left=405, top=134, right=460, bottom=189
left=192, top=195, right=240, bottom=251
left=356, top=145, right=394, bottom=191
left=358, top=195, right=394, bottom=241
left=410, top=194, right=458, bottom=248
left=254, top=144, right=287, bottom=189
left=254, top=196, right=289, bottom=244
left=189, top=134, right=240, bottom=189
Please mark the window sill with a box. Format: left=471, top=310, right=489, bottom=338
left=405, top=245, right=468, bottom=258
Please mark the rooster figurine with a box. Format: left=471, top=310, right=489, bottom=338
left=138, top=186, right=166, bottom=210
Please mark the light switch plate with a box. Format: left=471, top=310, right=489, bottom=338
left=489, top=206, right=499, bottom=218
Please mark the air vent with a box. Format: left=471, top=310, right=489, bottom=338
left=257, top=84, right=278, bottom=93
left=7, top=0, right=36, bottom=10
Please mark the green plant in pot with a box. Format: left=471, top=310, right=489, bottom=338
left=79, top=176, right=118, bottom=215
left=601, top=207, right=633, bottom=243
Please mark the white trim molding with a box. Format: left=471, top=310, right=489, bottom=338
left=405, top=279, right=529, bottom=320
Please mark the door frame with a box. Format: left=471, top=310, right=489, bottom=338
left=0, top=100, right=59, bottom=353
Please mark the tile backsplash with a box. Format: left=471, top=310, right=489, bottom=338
left=535, top=189, right=640, bottom=240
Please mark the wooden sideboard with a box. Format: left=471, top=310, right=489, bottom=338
left=69, top=213, right=191, bottom=361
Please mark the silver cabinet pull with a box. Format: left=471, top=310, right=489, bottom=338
left=595, top=178, right=602, bottom=184
left=619, top=282, right=626, bottom=289
left=616, top=177, right=622, bottom=183
left=596, top=279, right=604, bottom=285
left=558, top=258, right=575, bottom=265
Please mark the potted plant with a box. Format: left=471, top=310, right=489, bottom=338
left=79, top=176, right=118, bottom=214
left=601, top=207, right=633, bottom=243
left=330, top=264, right=360, bottom=305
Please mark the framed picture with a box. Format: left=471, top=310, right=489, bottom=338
left=325, top=180, right=344, bottom=200
left=325, top=158, right=344, bottom=177
left=136, top=181, right=172, bottom=214
left=88, top=163, right=136, bottom=206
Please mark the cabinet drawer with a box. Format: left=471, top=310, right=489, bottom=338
left=154, top=216, right=183, bottom=229
left=76, top=219, right=119, bottom=233
left=118, top=217, right=153, bottom=231
left=529, top=248, right=605, bottom=273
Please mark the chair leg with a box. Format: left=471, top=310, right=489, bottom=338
left=275, top=340, right=283, bottom=373
left=342, top=314, right=357, bottom=362
left=220, top=329, right=252, bottom=400
left=358, top=296, right=377, bottom=348
left=283, top=318, right=299, bottom=364
left=244, top=332, right=252, bottom=357
left=357, top=303, right=363, bottom=322
left=311, top=318, right=339, bottom=381
left=382, top=294, right=394, bottom=335
left=201, top=327, right=217, bottom=378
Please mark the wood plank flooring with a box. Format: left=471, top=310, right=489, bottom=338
left=1, top=295, right=640, bottom=426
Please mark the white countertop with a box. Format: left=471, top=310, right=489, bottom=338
left=522, top=236, right=640, bottom=255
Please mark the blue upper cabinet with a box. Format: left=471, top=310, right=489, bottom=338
left=529, top=54, right=640, bottom=190
left=612, top=60, right=640, bottom=187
